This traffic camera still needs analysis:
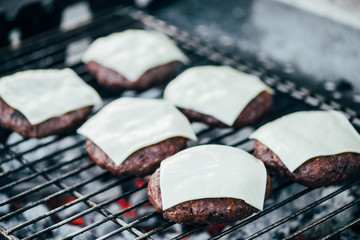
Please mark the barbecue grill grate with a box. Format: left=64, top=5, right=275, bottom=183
left=1, top=5, right=360, bottom=240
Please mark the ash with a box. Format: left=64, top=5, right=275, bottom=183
left=222, top=180, right=359, bottom=239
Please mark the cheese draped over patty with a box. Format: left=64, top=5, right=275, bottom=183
left=164, top=65, right=273, bottom=126
left=160, top=145, right=267, bottom=211
left=0, top=68, right=102, bottom=125
left=77, top=97, right=197, bottom=166
left=250, top=110, right=360, bottom=172
left=82, top=29, right=189, bottom=82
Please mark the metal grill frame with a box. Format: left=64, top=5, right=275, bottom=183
left=0, top=5, right=360, bottom=240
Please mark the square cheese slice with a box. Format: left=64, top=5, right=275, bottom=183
left=82, top=29, right=189, bottom=82
left=160, top=144, right=267, bottom=211
left=77, top=97, right=197, bottom=166
left=164, top=65, right=273, bottom=126
left=0, top=68, right=102, bottom=125
left=250, top=110, right=360, bottom=172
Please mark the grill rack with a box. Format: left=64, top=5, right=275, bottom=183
left=0, top=5, right=360, bottom=240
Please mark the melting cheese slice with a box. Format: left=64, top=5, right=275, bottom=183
left=82, top=29, right=189, bottom=82
left=250, top=110, right=360, bottom=172
left=160, top=145, right=267, bottom=211
left=0, top=68, right=102, bottom=125
left=164, top=65, right=273, bottom=126
left=77, top=97, right=197, bottom=166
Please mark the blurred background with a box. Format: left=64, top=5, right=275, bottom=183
left=1, top=0, right=360, bottom=102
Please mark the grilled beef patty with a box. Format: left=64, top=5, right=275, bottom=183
left=147, top=168, right=271, bottom=225
left=180, top=91, right=272, bottom=128
left=253, top=140, right=360, bottom=188
left=0, top=98, right=92, bottom=138
left=86, top=61, right=179, bottom=91
left=86, top=137, right=187, bottom=177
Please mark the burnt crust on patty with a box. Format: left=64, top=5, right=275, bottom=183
left=253, top=140, right=360, bottom=188
left=0, top=98, right=92, bottom=138
left=147, top=168, right=271, bottom=225
left=86, top=137, right=187, bottom=177
left=180, top=91, right=273, bottom=128
left=86, top=61, right=180, bottom=91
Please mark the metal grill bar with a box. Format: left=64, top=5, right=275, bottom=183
left=23, top=185, right=148, bottom=240
left=171, top=225, right=206, bottom=240
left=0, top=171, right=109, bottom=221
left=64, top=199, right=150, bottom=240
left=321, top=217, right=360, bottom=240
left=0, top=17, right=138, bottom=77
left=0, top=151, right=13, bottom=165
left=0, top=152, right=87, bottom=192
left=7, top=176, right=124, bottom=233
left=134, top=221, right=176, bottom=240
left=0, top=139, right=27, bottom=152
left=11, top=145, right=145, bottom=240
left=0, top=7, right=134, bottom=62
left=208, top=188, right=313, bottom=240
left=7, top=137, right=146, bottom=240
left=0, top=135, right=71, bottom=163
left=2, top=141, right=142, bottom=239
left=95, top=208, right=159, bottom=240
left=0, top=155, right=94, bottom=209
left=284, top=200, right=360, bottom=239
left=16, top=180, right=138, bottom=236
left=246, top=179, right=360, bottom=240
left=0, top=140, right=84, bottom=178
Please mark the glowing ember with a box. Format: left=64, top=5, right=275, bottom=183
left=208, top=224, right=226, bottom=236
left=47, top=195, right=84, bottom=226
left=134, top=179, right=146, bottom=187
left=117, top=198, right=137, bottom=217
left=69, top=216, right=84, bottom=226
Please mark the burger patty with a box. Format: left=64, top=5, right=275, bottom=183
left=0, top=98, right=92, bottom=138
left=253, top=140, right=360, bottom=188
left=180, top=91, right=272, bottom=128
left=147, top=168, right=271, bottom=225
left=86, top=137, right=187, bottom=177
left=86, top=61, right=179, bottom=91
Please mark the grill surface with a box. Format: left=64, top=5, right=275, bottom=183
left=1, top=5, right=360, bottom=240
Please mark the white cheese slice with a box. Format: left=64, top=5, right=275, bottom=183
left=249, top=110, right=360, bottom=172
left=160, top=144, right=267, bottom=211
left=0, top=68, right=102, bottom=125
left=82, top=29, right=189, bottom=82
left=77, top=97, right=197, bottom=166
left=164, top=65, right=273, bottom=126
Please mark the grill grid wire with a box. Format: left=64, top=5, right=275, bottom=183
left=0, top=5, right=359, bottom=240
